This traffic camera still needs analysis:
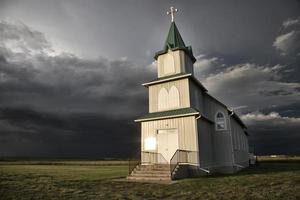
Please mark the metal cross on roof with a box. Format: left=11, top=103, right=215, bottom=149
left=167, top=6, right=178, bottom=22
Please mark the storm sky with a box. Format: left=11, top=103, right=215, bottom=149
left=0, top=0, right=299, bottom=158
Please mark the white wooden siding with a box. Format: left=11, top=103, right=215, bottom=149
left=230, top=118, right=249, bottom=166
left=162, top=53, right=175, bottom=75
left=157, top=50, right=194, bottom=78
left=141, top=116, right=198, bottom=163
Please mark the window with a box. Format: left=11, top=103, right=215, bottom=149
left=157, top=86, right=180, bottom=111
left=169, top=86, right=180, bottom=108
left=163, top=53, right=175, bottom=75
left=158, top=87, right=168, bottom=110
left=215, top=111, right=226, bottom=131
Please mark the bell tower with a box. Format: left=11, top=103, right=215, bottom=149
left=154, top=7, right=196, bottom=78
left=135, top=6, right=203, bottom=169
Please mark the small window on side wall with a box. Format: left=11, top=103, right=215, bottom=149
left=215, top=111, right=226, bottom=131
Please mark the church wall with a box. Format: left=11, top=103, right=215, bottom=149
left=203, top=95, right=227, bottom=121
left=157, top=50, right=193, bottom=78
left=203, top=94, right=234, bottom=167
left=189, top=80, right=204, bottom=113
left=141, top=116, right=198, bottom=163
left=231, top=118, right=249, bottom=167
left=182, top=51, right=194, bottom=74
left=197, top=118, right=213, bottom=168
left=148, top=78, right=190, bottom=113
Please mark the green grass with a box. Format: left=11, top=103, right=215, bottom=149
left=0, top=157, right=300, bottom=200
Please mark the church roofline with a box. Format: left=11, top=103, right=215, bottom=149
left=154, top=47, right=197, bottom=63
left=142, top=73, right=208, bottom=92
left=204, top=92, right=247, bottom=131
left=196, top=115, right=214, bottom=124
left=228, top=109, right=247, bottom=130
left=142, top=73, right=191, bottom=87
left=154, top=22, right=196, bottom=63
left=205, top=93, right=228, bottom=110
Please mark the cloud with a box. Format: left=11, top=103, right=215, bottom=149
left=0, top=20, right=155, bottom=118
left=199, top=62, right=300, bottom=113
left=0, top=20, right=153, bottom=157
left=241, top=111, right=300, bottom=155
left=283, top=16, right=300, bottom=28
left=0, top=20, right=52, bottom=58
left=273, top=31, right=300, bottom=55
left=0, top=107, right=139, bottom=157
left=0, top=19, right=153, bottom=157
left=273, top=16, right=300, bottom=56
left=241, top=111, right=300, bottom=127
left=194, top=55, right=225, bottom=79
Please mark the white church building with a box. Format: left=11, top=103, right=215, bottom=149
left=128, top=8, right=249, bottom=181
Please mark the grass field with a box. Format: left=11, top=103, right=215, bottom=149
left=0, top=157, right=299, bottom=200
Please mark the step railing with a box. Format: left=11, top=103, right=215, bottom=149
left=129, top=150, right=198, bottom=176
left=128, top=153, right=141, bottom=175
left=141, top=151, right=168, bottom=164
left=170, top=149, right=198, bottom=175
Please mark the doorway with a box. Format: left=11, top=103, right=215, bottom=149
left=157, top=129, right=179, bottom=163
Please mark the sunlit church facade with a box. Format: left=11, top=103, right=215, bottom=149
left=129, top=11, right=249, bottom=180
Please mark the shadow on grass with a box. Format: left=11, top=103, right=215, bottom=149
left=203, top=160, right=300, bottom=179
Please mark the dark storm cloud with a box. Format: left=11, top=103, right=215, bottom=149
left=1, top=0, right=299, bottom=62
left=0, top=20, right=152, bottom=157
left=0, top=21, right=153, bottom=117
left=0, top=107, right=140, bottom=157
left=196, top=62, right=300, bottom=113
left=242, top=111, right=300, bottom=155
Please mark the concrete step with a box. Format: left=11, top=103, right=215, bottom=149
left=137, top=167, right=170, bottom=172
left=127, top=176, right=171, bottom=181
left=138, top=165, right=170, bottom=170
left=133, top=170, right=170, bottom=175
left=127, top=164, right=173, bottom=181
left=131, top=172, right=171, bottom=178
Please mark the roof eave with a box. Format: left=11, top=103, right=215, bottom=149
left=134, top=112, right=199, bottom=122
left=142, top=73, right=192, bottom=87
left=154, top=47, right=196, bottom=63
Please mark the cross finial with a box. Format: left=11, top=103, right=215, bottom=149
left=167, top=6, right=178, bottom=22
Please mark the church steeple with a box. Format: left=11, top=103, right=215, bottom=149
left=154, top=10, right=196, bottom=63
left=153, top=7, right=197, bottom=78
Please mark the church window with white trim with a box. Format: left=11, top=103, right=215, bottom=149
left=215, top=111, right=226, bottom=131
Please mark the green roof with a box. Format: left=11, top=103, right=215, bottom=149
left=135, top=107, right=199, bottom=122
left=143, top=73, right=189, bottom=85
left=163, top=22, right=186, bottom=50
left=142, top=73, right=208, bottom=92
left=154, top=22, right=196, bottom=62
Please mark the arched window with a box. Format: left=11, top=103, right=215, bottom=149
left=163, top=53, right=175, bottom=75
left=158, top=87, right=168, bottom=111
left=215, top=111, right=226, bottom=131
left=169, top=86, right=180, bottom=108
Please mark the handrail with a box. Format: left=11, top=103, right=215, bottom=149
left=141, top=151, right=168, bottom=164
left=128, top=152, right=141, bottom=175
left=170, top=149, right=198, bottom=176
left=129, top=150, right=198, bottom=176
